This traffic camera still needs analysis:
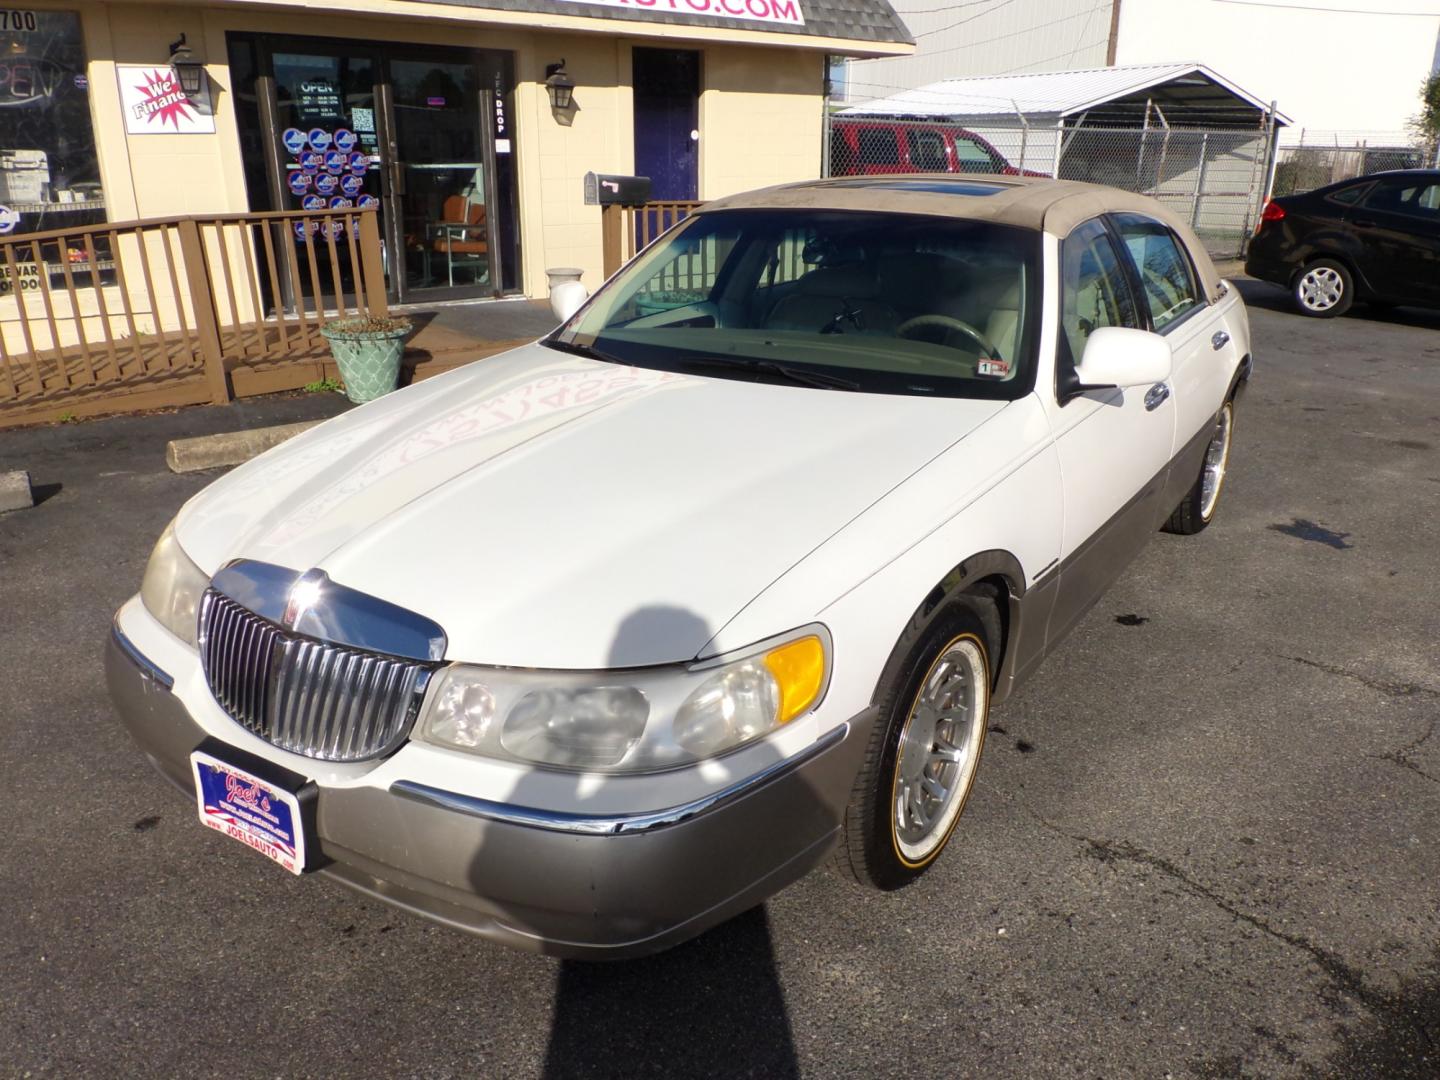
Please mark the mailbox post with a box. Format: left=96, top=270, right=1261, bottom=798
left=587, top=172, right=652, bottom=278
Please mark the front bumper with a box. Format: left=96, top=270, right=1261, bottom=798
left=106, top=623, right=873, bottom=959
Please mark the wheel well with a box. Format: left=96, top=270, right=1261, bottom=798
left=907, top=564, right=1019, bottom=694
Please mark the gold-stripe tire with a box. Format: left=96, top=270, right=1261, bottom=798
left=832, top=590, right=998, bottom=891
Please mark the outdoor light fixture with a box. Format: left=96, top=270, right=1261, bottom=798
left=545, top=60, right=575, bottom=111
left=168, top=33, right=205, bottom=97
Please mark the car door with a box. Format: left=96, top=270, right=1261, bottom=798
left=1043, top=218, right=1177, bottom=646
left=1108, top=212, right=1230, bottom=500
left=1352, top=176, right=1440, bottom=305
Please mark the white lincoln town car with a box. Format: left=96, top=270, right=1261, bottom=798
left=108, top=175, right=1250, bottom=958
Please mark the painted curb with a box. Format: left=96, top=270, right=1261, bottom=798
left=0, top=470, right=34, bottom=513
left=166, top=420, right=322, bottom=474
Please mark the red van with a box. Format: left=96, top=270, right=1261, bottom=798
left=830, top=119, right=1047, bottom=178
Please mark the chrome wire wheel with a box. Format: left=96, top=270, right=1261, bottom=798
left=890, top=634, right=988, bottom=867
left=1199, top=401, right=1234, bottom=521
left=1299, top=266, right=1344, bottom=312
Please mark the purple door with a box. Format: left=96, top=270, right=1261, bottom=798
left=633, top=49, right=698, bottom=201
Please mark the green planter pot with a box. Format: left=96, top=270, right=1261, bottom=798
left=321, top=319, right=412, bottom=403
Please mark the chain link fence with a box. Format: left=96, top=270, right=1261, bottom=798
left=826, top=118, right=1277, bottom=259
left=1271, top=139, right=1435, bottom=197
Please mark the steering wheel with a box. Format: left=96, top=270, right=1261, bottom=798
left=896, top=314, right=999, bottom=360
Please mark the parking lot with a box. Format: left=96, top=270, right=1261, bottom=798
left=2, top=278, right=1438, bottom=1079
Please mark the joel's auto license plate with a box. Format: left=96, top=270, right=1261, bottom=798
left=190, top=749, right=308, bottom=875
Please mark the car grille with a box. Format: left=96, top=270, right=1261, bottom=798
left=199, top=590, right=433, bottom=762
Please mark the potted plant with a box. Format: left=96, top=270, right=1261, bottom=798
left=319, top=315, right=413, bottom=403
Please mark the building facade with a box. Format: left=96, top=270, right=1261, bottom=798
left=0, top=0, right=911, bottom=307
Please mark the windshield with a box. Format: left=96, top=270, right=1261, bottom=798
left=549, top=209, right=1039, bottom=399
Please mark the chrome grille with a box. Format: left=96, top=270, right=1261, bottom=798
left=200, top=590, right=432, bottom=762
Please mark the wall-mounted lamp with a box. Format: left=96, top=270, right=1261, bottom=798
left=168, top=33, right=205, bottom=97
left=545, top=60, right=575, bottom=111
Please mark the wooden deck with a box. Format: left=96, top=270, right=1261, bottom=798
left=0, top=304, right=547, bottom=429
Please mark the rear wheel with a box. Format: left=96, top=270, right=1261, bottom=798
left=1293, top=258, right=1353, bottom=318
left=1165, top=399, right=1234, bottom=535
left=833, top=594, right=996, bottom=890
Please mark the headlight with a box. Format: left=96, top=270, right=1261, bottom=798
left=420, top=630, right=828, bottom=772
left=139, top=521, right=209, bottom=648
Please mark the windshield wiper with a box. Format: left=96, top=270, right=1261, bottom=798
left=544, top=337, right=625, bottom=365
left=672, top=355, right=860, bottom=391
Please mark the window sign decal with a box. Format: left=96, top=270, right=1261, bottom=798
left=348, top=151, right=368, bottom=175
left=314, top=173, right=338, bottom=196
left=118, top=64, right=215, bottom=134
left=332, top=127, right=357, bottom=153
left=282, top=127, right=307, bottom=155
left=299, top=150, right=323, bottom=173
left=0, top=204, right=18, bottom=233
left=556, top=0, right=804, bottom=27
left=323, top=149, right=345, bottom=174
left=307, top=127, right=331, bottom=152
left=300, top=193, right=324, bottom=211
left=340, top=173, right=364, bottom=197
left=287, top=171, right=312, bottom=196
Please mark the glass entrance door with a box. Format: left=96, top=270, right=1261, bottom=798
left=267, top=48, right=382, bottom=311
left=388, top=58, right=493, bottom=301
left=228, top=33, right=522, bottom=305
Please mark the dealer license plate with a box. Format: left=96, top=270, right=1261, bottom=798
left=190, top=750, right=308, bottom=875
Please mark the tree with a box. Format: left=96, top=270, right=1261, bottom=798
left=1411, top=71, right=1440, bottom=159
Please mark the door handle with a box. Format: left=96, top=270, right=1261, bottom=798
left=1144, top=382, right=1170, bottom=411
left=1211, top=330, right=1230, bottom=351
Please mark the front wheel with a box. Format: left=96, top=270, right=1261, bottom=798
left=1165, top=399, right=1234, bottom=535
left=833, top=597, right=995, bottom=891
left=1293, top=258, right=1353, bottom=318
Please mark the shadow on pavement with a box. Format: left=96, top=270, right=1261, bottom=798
left=541, top=905, right=799, bottom=1080
left=1232, top=276, right=1440, bottom=329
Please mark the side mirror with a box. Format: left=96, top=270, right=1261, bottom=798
left=1074, top=326, right=1172, bottom=392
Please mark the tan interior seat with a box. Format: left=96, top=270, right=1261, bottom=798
left=764, top=267, right=899, bottom=335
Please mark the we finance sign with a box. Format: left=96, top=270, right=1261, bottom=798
left=561, top=0, right=804, bottom=27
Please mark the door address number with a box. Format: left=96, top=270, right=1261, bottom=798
left=0, top=11, right=40, bottom=32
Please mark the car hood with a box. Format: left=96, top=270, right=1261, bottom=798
left=177, top=344, right=1006, bottom=668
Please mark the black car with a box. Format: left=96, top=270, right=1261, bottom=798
left=1246, top=169, right=1440, bottom=317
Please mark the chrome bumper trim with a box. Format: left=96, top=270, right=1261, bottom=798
left=110, top=621, right=175, bottom=692
left=391, top=722, right=851, bottom=837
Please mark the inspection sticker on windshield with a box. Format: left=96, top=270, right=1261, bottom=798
left=977, top=359, right=1010, bottom=378
left=190, top=750, right=306, bottom=875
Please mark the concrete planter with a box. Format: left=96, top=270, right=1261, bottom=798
left=321, top=317, right=412, bottom=403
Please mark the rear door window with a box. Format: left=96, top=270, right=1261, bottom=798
left=857, top=128, right=901, bottom=168
left=906, top=129, right=948, bottom=172
left=1364, top=179, right=1440, bottom=219
left=1110, top=214, right=1203, bottom=332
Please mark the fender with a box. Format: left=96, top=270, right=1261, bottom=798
left=874, top=548, right=1036, bottom=707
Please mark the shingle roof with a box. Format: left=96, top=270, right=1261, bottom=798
left=406, top=0, right=914, bottom=46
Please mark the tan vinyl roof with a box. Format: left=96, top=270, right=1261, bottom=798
left=699, top=175, right=1224, bottom=301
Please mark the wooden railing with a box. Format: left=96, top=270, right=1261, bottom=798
left=0, top=207, right=386, bottom=427
left=600, top=200, right=703, bottom=278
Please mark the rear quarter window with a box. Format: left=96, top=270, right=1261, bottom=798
left=1325, top=183, right=1371, bottom=207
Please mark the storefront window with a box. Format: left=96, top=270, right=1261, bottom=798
left=0, top=10, right=105, bottom=238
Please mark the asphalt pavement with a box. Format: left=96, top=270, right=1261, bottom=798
left=2, top=282, right=1439, bottom=1078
